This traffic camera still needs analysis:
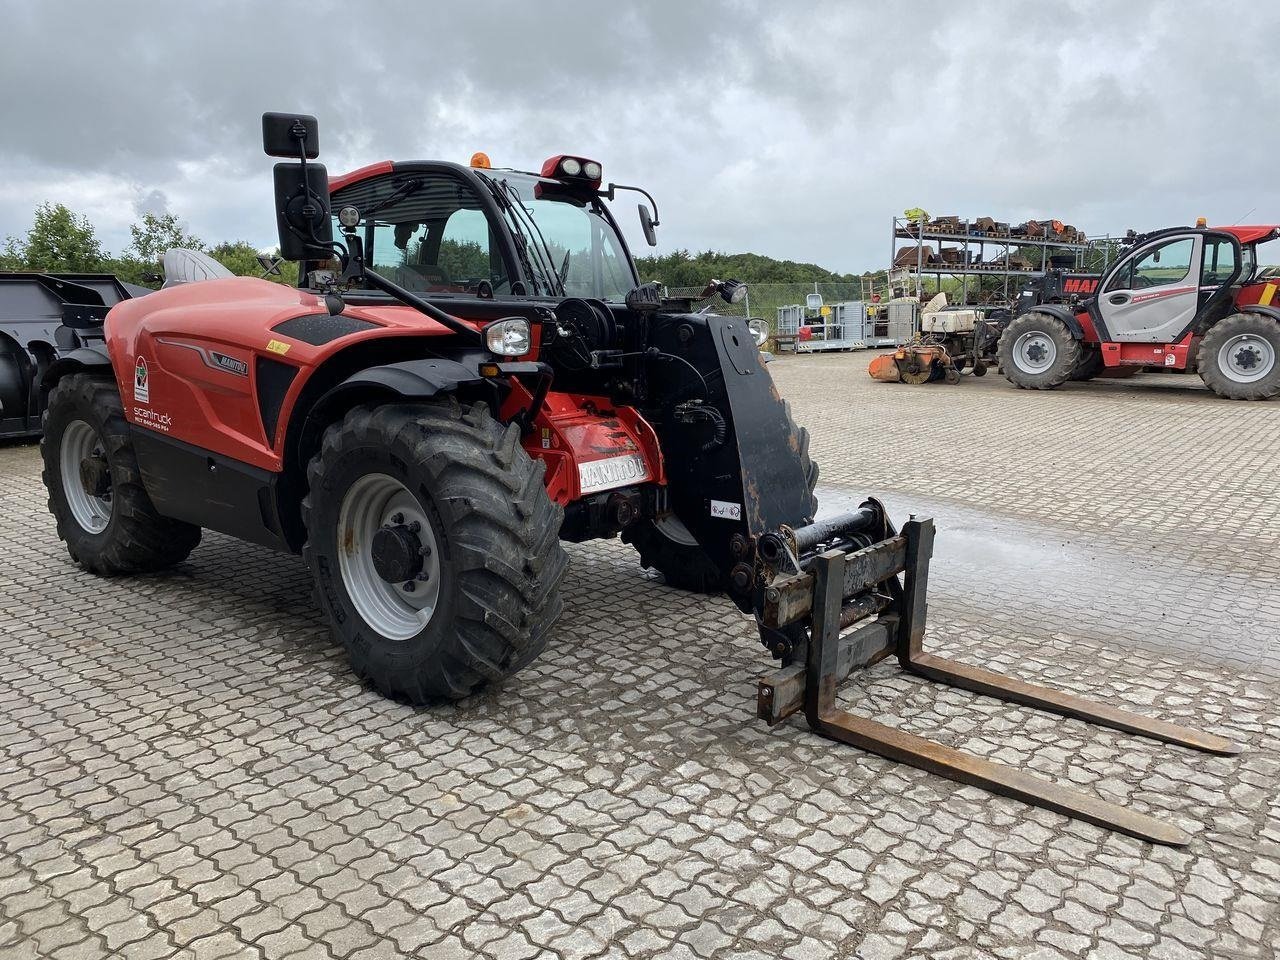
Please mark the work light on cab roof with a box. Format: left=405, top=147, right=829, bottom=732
left=541, top=154, right=603, bottom=186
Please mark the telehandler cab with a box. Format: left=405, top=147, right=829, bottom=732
left=39, top=113, right=1237, bottom=845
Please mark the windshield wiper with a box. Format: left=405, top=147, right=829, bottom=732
left=362, top=178, right=424, bottom=220
left=493, top=179, right=566, bottom=297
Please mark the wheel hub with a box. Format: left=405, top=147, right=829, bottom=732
left=371, top=522, right=425, bottom=584
left=1014, top=331, right=1057, bottom=373
left=337, top=474, right=442, bottom=641
left=59, top=419, right=113, bottom=534
left=1219, top=332, right=1276, bottom=383
left=78, top=453, right=111, bottom=500
left=1233, top=344, right=1261, bottom=370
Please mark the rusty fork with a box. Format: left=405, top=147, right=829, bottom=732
left=757, top=517, right=1240, bottom=847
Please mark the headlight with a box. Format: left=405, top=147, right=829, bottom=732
left=484, top=317, right=532, bottom=356
left=337, top=205, right=360, bottom=228
left=560, top=157, right=582, bottom=177
left=748, top=318, right=769, bottom=347
left=582, top=160, right=602, bottom=180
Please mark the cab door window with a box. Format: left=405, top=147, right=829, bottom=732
left=1106, top=237, right=1195, bottom=292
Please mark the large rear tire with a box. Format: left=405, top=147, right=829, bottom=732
left=997, top=313, right=1082, bottom=390
left=41, top=374, right=201, bottom=574
left=623, top=400, right=819, bottom=594
left=303, top=401, right=568, bottom=703
left=1197, top=313, right=1280, bottom=400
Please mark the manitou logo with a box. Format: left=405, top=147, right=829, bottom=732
left=134, top=356, right=150, bottom=403
left=1063, top=278, right=1099, bottom=294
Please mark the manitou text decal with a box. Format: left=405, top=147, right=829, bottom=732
left=134, top=356, right=150, bottom=403
left=210, top=351, right=249, bottom=377
left=577, top=453, right=649, bottom=494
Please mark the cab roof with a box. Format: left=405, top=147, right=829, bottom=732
left=1212, top=225, right=1280, bottom=245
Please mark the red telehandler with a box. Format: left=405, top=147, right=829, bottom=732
left=36, top=114, right=1237, bottom=844
left=1000, top=223, right=1280, bottom=398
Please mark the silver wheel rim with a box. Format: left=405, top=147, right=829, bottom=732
left=59, top=420, right=112, bottom=534
left=1014, top=331, right=1057, bottom=374
left=655, top=514, right=699, bottom=547
left=337, top=473, right=442, bottom=641
left=1218, top=333, right=1275, bottom=383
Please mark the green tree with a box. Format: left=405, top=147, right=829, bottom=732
left=208, top=240, right=299, bottom=286
left=129, top=212, right=203, bottom=261
left=634, top=249, right=856, bottom=287
left=6, top=203, right=105, bottom=272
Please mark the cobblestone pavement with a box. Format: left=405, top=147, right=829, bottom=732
left=1, top=355, right=1277, bottom=959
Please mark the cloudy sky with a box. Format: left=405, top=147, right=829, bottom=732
left=3, top=0, right=1278, bottom=274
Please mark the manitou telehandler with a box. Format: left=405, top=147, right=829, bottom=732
left=1000, top=223, right=1280, bottom=399
left=38, top=114, right=1237, bottom=844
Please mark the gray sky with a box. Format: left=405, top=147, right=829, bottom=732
left=2, top=0, right=1277, bottom=274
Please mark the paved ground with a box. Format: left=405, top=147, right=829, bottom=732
left=1, top=354, right=1277, bottom=959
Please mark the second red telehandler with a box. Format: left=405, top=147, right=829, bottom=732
left=999, top=224, right=1280, bottom=399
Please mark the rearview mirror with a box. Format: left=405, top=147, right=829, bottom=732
left=638, top=204, right=657, bottom=247
left=262, top=112, right=319, bottom=158
left=272, top=162, right=333, bottom=260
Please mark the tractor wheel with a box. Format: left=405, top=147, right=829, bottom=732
left=302, top=400, right=568, bottom=703
left=41, top=373, right=201, bottom=574
left=621, top=515, right=724, bottom=592
left=997, top=313, right=1082, bottom=389
left=623, top=400, right=818, bottom=594
left=1197, top=313, right=1280, bottom=400
left=1071, top=348, right=1105, bottom=382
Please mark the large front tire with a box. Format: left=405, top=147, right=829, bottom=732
left=41, top=374, right=201, bottom=574
left=998, top=313, right=1082, bottom=390
left=1197, top=313, right=1280, bottom=400
left=303, top=401, right=568, bottom=703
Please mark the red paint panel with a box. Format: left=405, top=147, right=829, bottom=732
left=1099, top=340, right=1192, bottom=370
left=501, top=386, right=665, bottom=506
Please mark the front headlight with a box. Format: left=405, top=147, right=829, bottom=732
left=484, top=317, right=532, bottom=356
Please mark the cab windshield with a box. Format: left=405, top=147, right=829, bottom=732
left=478, top=171, right=636, bottom=301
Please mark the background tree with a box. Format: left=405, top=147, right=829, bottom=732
left=208, top=240, right=299, bottom=286
left=6, top=203, right=105, bottom=272
left=128, top=212, right=203, bottom=262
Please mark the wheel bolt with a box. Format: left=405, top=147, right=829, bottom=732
left=417, top=571, right=430, bottom=582
left=407, top=521, right=421, bottom=533
left=391, top=512, right=405, bottom=525
left=421, top=545, right=432, bottom=557
left=403, top=580, right=416, bottom=592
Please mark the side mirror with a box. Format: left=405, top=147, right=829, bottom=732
left=638, top=204, right=657, bottom=247
left=262, top=112, right=319, bottom=158
left=272, top=162, right=333, bottom=261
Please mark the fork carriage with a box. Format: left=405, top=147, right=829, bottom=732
left=753, top=504, right=1239, bottom=847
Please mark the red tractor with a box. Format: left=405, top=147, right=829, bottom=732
left=998, top=224, right=1280, bottom=398
left=36, top=114, right=1237, bottom=844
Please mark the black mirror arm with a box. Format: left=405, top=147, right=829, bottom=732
left=603, top=183, right=660, bottom=226
left=353, top=255, right=483, bottom=344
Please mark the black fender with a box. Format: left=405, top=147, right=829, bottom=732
left=41, top=343, right=114, bottom=395
left=298, top=356, right=493, bottom=462
left=1239, top=304, right=1280, bottom=324
left=1019, top=304, right=1085, bottom=339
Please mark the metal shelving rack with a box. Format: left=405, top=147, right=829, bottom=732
left=890, top=216, right=1116, bottom=306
